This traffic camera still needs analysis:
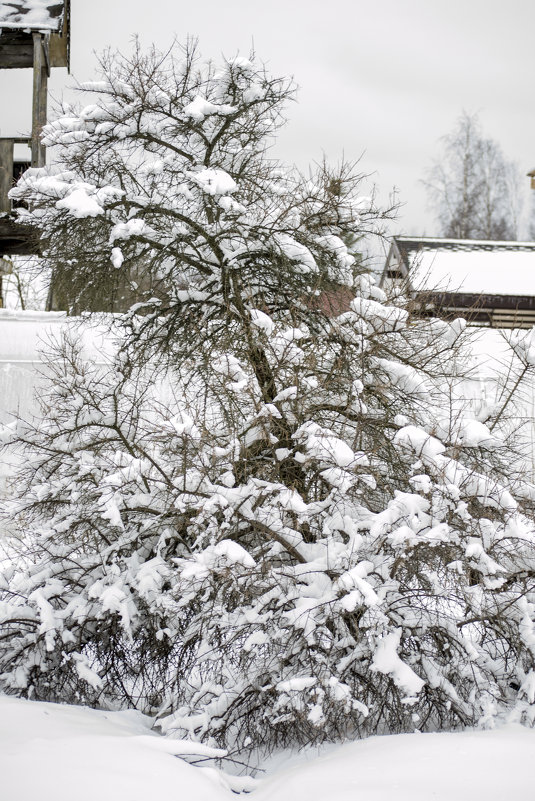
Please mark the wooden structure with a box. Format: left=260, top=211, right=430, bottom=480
left=382, top=237, right=535, bottom=329
left=528, top=168, right=535, bottom=191
left=0, top=1, right=70, bottom=258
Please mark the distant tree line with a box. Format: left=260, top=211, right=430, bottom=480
left=424, top=111, right=525, bottom=241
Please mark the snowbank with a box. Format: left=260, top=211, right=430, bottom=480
left=256, top=724, right=535, bottom=801
left=0, top=696, right=232, bottom=801
left=1, top=695, right=534, bottom=801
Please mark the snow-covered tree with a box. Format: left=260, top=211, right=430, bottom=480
left=1, top=42, right=535, bottom=756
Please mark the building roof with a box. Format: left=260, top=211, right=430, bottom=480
left=0, top=1, right=64, bottom=31
left=387, top=237, right=535, bottom=297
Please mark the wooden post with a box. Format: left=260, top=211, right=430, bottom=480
left=0, top=139, right=14, bottom=213
left=31, top=32, right=48, bottom=168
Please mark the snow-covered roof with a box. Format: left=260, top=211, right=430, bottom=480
left=0, top=0, right=65, bottom=31
left=388, top=237, right=535, bottom=297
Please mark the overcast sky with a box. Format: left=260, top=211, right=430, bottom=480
left=1, top=0, right=535, bottom=243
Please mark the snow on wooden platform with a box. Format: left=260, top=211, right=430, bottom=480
left=0, top=1, right=65, bottom=31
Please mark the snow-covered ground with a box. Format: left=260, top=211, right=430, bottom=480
left=1, top=695, right=534, bottom=801
left=0, top=695, right=236, bottom=801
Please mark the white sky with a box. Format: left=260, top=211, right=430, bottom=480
left=1, top=0, right=534, bottom=240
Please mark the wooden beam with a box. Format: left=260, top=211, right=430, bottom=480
left=0, top=141, right=14, bottom=214
left=49, top=0, right=70, bottom=71
left=38, top=39, right=48, bottom=165
left=43, top=36, right=51, bottom=77
left=1, top=138, right=31, bottom=146
left=0, top=44, right=34, bottom=68
left=31, top=33, right=48, bottom=168
left=423, top=291, right=535, bottom=312
left=0, top=30, right=34, bottom=68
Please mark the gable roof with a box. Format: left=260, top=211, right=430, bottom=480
left=385, top=237, right=535, bottom=297
left=0, top=1, right=64, bottom=31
